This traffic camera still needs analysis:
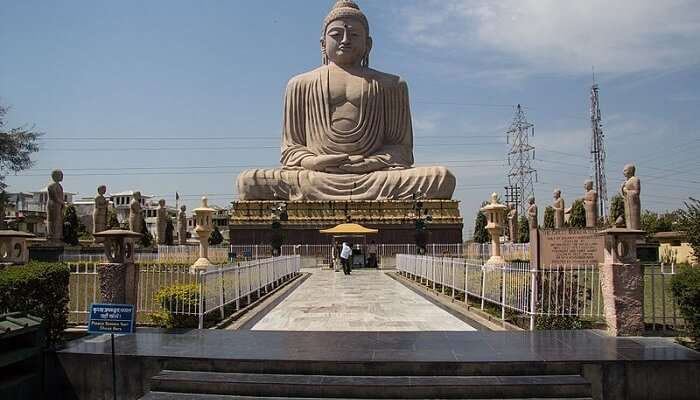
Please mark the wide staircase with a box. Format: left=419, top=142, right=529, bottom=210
left=139, top=359, right=593, bottom=399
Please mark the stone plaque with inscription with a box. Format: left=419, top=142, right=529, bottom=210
left=538, top=228, right=604, bottom=267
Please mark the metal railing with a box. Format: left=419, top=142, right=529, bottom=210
left=644, top=263, right=686, bottom=334
left=66, top=256, right=301, bottom=327
left=198, top=255, right=300, bottom=328
left=396, top=254, right=603, bottom=330
left=464, top=243, right=530, bottom=262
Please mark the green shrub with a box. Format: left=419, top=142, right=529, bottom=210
left=536, top=315, right=593, bottom=330
left=671, top=266, right=700, bottom=349
left=0, top=262, right=70, bottom=348
left=148, top=284, right=200, bottom=328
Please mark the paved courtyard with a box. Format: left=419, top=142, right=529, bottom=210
left=252, top=269, right=476, bottom=331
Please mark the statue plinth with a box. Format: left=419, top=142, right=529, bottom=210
left=599, top=227, right=646, bottom=336
left=229, top=200, right=463, bottom=245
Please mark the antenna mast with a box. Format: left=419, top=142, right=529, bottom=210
left=590, top=75, right=609, bottom=221
left=506, top=105, right=537, bottom=216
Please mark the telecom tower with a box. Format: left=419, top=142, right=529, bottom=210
left=590, top=79, right=608, bottom=221
left=506, top=105, right=537, bottom=215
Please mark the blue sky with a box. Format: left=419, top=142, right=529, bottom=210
left=2, top=0, right=699, bottom=237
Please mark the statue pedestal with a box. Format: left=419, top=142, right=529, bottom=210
left=229, top=200, right=463, bottom=245
left=599, top=228, right=646, bottom=336
left=97, top=263, right=139, bottom=305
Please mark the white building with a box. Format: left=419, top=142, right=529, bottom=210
left=3, top=189, right=75, bottom=236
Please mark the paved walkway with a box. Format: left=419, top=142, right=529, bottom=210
left=252, top=269, right=476, bottom=331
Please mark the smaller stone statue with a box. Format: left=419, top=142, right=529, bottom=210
left=177, top=205, right=187, bottom=245
left=583, top=179, right=598, bottom=228
left=621, top=164, right=641, bottom=230
left=129, top=192, right=143, bottom=234
left=93, top=185, right=108, bottom=242
left=46, top=170, right=65, bottom=242
left=156, top=199, right=168, bottom=245
left=507, top=205, right=519, bottom=243
left=553, top=189, right=565, bottom=229
left=527, top=196, right=538, bottom=230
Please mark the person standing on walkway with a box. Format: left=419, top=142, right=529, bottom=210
left=340, top=242, right=353, bottom=275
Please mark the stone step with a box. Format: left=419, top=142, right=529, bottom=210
left=162, top=358, right=584, bottom=377
left=150, top=370, right=592, bottom=399
left=142, top=393, right=593, bottom=400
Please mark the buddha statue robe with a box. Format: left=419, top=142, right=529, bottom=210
left=237, top=65, right=456, bottom=201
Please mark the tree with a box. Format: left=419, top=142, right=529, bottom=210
left=165, top=218, right=175, bottom=246
left=62, top=204, right=81, bottom=246
left=473, top=210, right=489, bottom=243
left=107, top=208, right=120, bottom=229
left=678, top=198, right=700, bottom=261
left=610, top=194, right=625, bottom=226
left=641, top=210, right=680, bottom=240
left=568, top=199, right=586, bottom=228
left=543, top=206, right=555, bottom=229
left=209, top=225, right=223, bottom=246
left=139, top=218, right=153, bottom=248
left=0, top=103, right=41, bottom=227
left=518, top=215, right=530, bottom=243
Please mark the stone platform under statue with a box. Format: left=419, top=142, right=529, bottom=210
left=229, top=200, right=463, bottom=244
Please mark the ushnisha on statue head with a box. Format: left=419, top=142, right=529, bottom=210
left=321, top=0, right=372, bottom=67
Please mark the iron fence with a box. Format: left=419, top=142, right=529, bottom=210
left=66, top=256, right=300, bottom=327
left=396, top=254, right=602, bottom=330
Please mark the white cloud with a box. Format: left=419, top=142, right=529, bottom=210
left=399, top=0, right=700, bottom=76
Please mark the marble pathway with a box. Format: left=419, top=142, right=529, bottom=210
left=252, top=269, right=476, bottom=331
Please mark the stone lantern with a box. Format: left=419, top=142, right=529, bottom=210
left=599, top=227, right=645, bottom=336
left=0, top=230, right=35, bottom=265
left=480, top=193, right=508, bottom=265
left=93, top=229, right=143, bottom=305
left=191, top=197, right=215, bottom=273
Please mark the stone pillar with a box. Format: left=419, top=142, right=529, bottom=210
left=191, top=197, right=214, bottom=273
left=0, top=230, right=35, bottom=265
left=94, top=230, right=143, bottom=306
left=599, top=227, right=645, bottom=336
left=481, top=193, right=508, bottom=265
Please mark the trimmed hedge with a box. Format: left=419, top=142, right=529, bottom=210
left=148, top=284, right=200, bottom=329
left=0, top=262, right=70, bottom=348
left=671, top=266, right=700, bottom=349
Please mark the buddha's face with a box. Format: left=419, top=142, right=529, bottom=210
left=324, top=17, right=371, bottom=67
left=98, top=185, right=107, bottom=196
left=584, top=181, right=593, bottom=191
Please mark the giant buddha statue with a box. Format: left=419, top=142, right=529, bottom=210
left=236, top=0, right=456, bottom=201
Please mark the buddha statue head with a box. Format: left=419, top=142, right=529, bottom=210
left=321, top=0, right=372, bottom=67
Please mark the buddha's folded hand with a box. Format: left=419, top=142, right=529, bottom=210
left=301, top=154, right=350, bottom=172
left=339, top=158, right=385, bottom=174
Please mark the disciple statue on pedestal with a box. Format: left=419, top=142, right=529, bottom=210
left=236, top=0, right=455, bottom=201
left=47, top=170, right=65, bottom=242
left=178, top=205, right=188, bottom=245
left=507, top=205, right=518, bottom=243
left=129, top=192, right=143, bottom=234
left=156, top=199, right=168, bottom=245
left=527, top=196, right=538, bottom=230
left=93, top=185, right=108, bottom=242
left=553, top=189, right=565, bottom=229
left=621, top=164, right=641, bottom=230
left=584, top=179, right=598, bottom=228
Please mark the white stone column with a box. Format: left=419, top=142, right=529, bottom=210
left=191, top=197, right=215, bottom=273
left=481, top=193, right=508, bottom=265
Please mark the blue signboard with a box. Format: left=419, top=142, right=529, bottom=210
left=88, top=304, right=135, bottom=334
